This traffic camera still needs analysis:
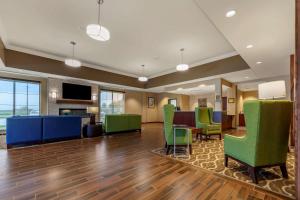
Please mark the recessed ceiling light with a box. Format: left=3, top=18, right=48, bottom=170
left=199, top=84, right=206, bottom=87
left=245, top=76, right=249, bottom=79
left=177, top=88, right=183, bottom=91
left=246, top=44, right=253, bottom=49
left=226, top=10, right=236, bottom=18
left=256, top=61, right=263, bottom=65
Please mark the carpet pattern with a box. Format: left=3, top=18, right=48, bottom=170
left=152, top=139, right=295, bottom=199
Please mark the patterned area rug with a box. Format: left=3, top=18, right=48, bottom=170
left=152, top=139, right=295, bottom=199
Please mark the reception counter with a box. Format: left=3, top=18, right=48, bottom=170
left=173, top=111, right=195, bottom=127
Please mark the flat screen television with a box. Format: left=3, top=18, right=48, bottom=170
left=62, top=83, right=91, bottom=100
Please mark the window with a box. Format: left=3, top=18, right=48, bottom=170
left=100, top=90, right=125, bottom=121
left=0, top=79, right=40, bottom=131
left=168, top=98, right=177, bottom=107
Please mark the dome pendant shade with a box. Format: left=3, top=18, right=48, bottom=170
left=86, top=24, right=110, bottom=41
left=176, top=48, right=189, bottom=71
left=138, top=76, right=148, bottom=82
left=65, top=41, right=81, bottom=68
left=65, top=59, right=81, bottom=68
left=176, top=64, right=189, bottom=71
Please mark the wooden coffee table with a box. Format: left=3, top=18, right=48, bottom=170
left=190, top=128, right=203, bottom=141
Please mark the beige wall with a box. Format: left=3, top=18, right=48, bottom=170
left=243, top=91, right=258, bottom=102
left=237, top=90, right=258, bottom=114
left=125, top=91, right=159, bottom=123
left=122, top=92, right=191, bottom=122
left=189, top=93, right=215, bottom=111
left=125, top=91, right=190, bottom=123
left=0, top=71, right=48, bottom=115
left=0, top=72, right=192, bottom=123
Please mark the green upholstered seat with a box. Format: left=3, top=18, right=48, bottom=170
left=104, top=114, right=141, bottom=133
left=224, top=100, right=292, bottom=183
left=163, top=104, right=192, bottom=154
left=195, top=107, right=222, bottom=139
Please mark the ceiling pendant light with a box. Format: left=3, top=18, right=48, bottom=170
left=86, top=0, right=110, bottom=41
left=176, top=48, right=189, bottom=71
left=138, top=65, right=148, bottom=82
left=65, top=41, right=81, bottom=68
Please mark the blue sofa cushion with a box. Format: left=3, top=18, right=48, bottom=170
left=6, top=116, right=43, bottom=145
left=42, top=116, right=81, bottom=141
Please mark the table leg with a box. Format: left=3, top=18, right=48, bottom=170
left=187, top=129, right=190, bottom=156
left=173, top=128, right=176, bottom=157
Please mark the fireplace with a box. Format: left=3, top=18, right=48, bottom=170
left=59, top=108, right=89, bottom=118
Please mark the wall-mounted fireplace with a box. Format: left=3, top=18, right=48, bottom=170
left=59, top=108, right=89, bottom=118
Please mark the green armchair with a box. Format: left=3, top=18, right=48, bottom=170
left=195, top=107, right=222, bottom=140
left=163, top=104, right=192, bottom=155
left=224, top=100, right=292, bottom=184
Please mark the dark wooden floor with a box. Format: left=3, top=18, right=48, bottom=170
left=0, top=124, right=291, bottom=200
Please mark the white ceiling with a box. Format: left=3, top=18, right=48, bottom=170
left=0, top=0, right=235, bottom=77
left=0, top=0, right=294, bottom=91
left=195, top=0, right=295, bottom=79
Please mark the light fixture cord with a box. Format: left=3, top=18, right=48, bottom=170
left=70, top=41, right=76, bottom=59
left=97, top=0, right=104, bottom=28
left=72, top=43, right=75, bottom=59
left=180, top=48, right=184, bottom=64
left=142, top=65, right=145, bottom=76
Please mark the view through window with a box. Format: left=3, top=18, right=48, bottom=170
left=0, top=79, right=40, bottom=131
left=100, top=90, right=125, bottom=121
left=168, top=98, right=177, bottom=107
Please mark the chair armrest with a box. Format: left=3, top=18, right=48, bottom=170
left=196, top=122, right=208, bottom=129
left=224, top=134, right=250, bottom=163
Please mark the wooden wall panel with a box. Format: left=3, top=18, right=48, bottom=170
left=4, top=49, right=145, bottom=88
left=0, top=37, right=5, bottom=64
left=146, top=55, right=249, bottom=88
left=295, top=0, right=300, bottom=198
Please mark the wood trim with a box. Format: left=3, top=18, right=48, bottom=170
left=56, top=99, right=94, bottom=105
left=295, top=0, right=300, bottom=198
left=291, top=54, right=296, bottom=147
left=4, top=49, right=145, bottom=89
left=3, top=48, right=250, bottom=89
left=145, top=55, right=249, bottom=88
left=221, top=78, right=233, bottom=88
left=0, top=37, right=5, bottom=64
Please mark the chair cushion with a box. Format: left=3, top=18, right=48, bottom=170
left=207, top=124, right=221, bottom=131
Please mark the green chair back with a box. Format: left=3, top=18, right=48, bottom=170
left=163, top=104, right=175, bottom=144
left=195, top=107, right=211, bottom=124
left=244, top=100, right=292, bottom=166
left=208, top=108, right=214, bottom=123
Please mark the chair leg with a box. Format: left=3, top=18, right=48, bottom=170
left=166, top=145, right=170, bottom=155
left=219, top=134, right=222, bottom=140
left=249, top=167, right=258, bottom=184
left=165, top=142, right=167, bottom=148
left=189, top=145, right=192, bottom=154
left=280, top=163, right=288, bottom=178
left=224, top=154, right=228, bottom=167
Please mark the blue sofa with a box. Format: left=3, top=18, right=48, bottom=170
left=43, top=116, right=81, bottom=141
left=6, top=116, right=82, bottom=148
left=6, top=116, right=43, bottom=146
